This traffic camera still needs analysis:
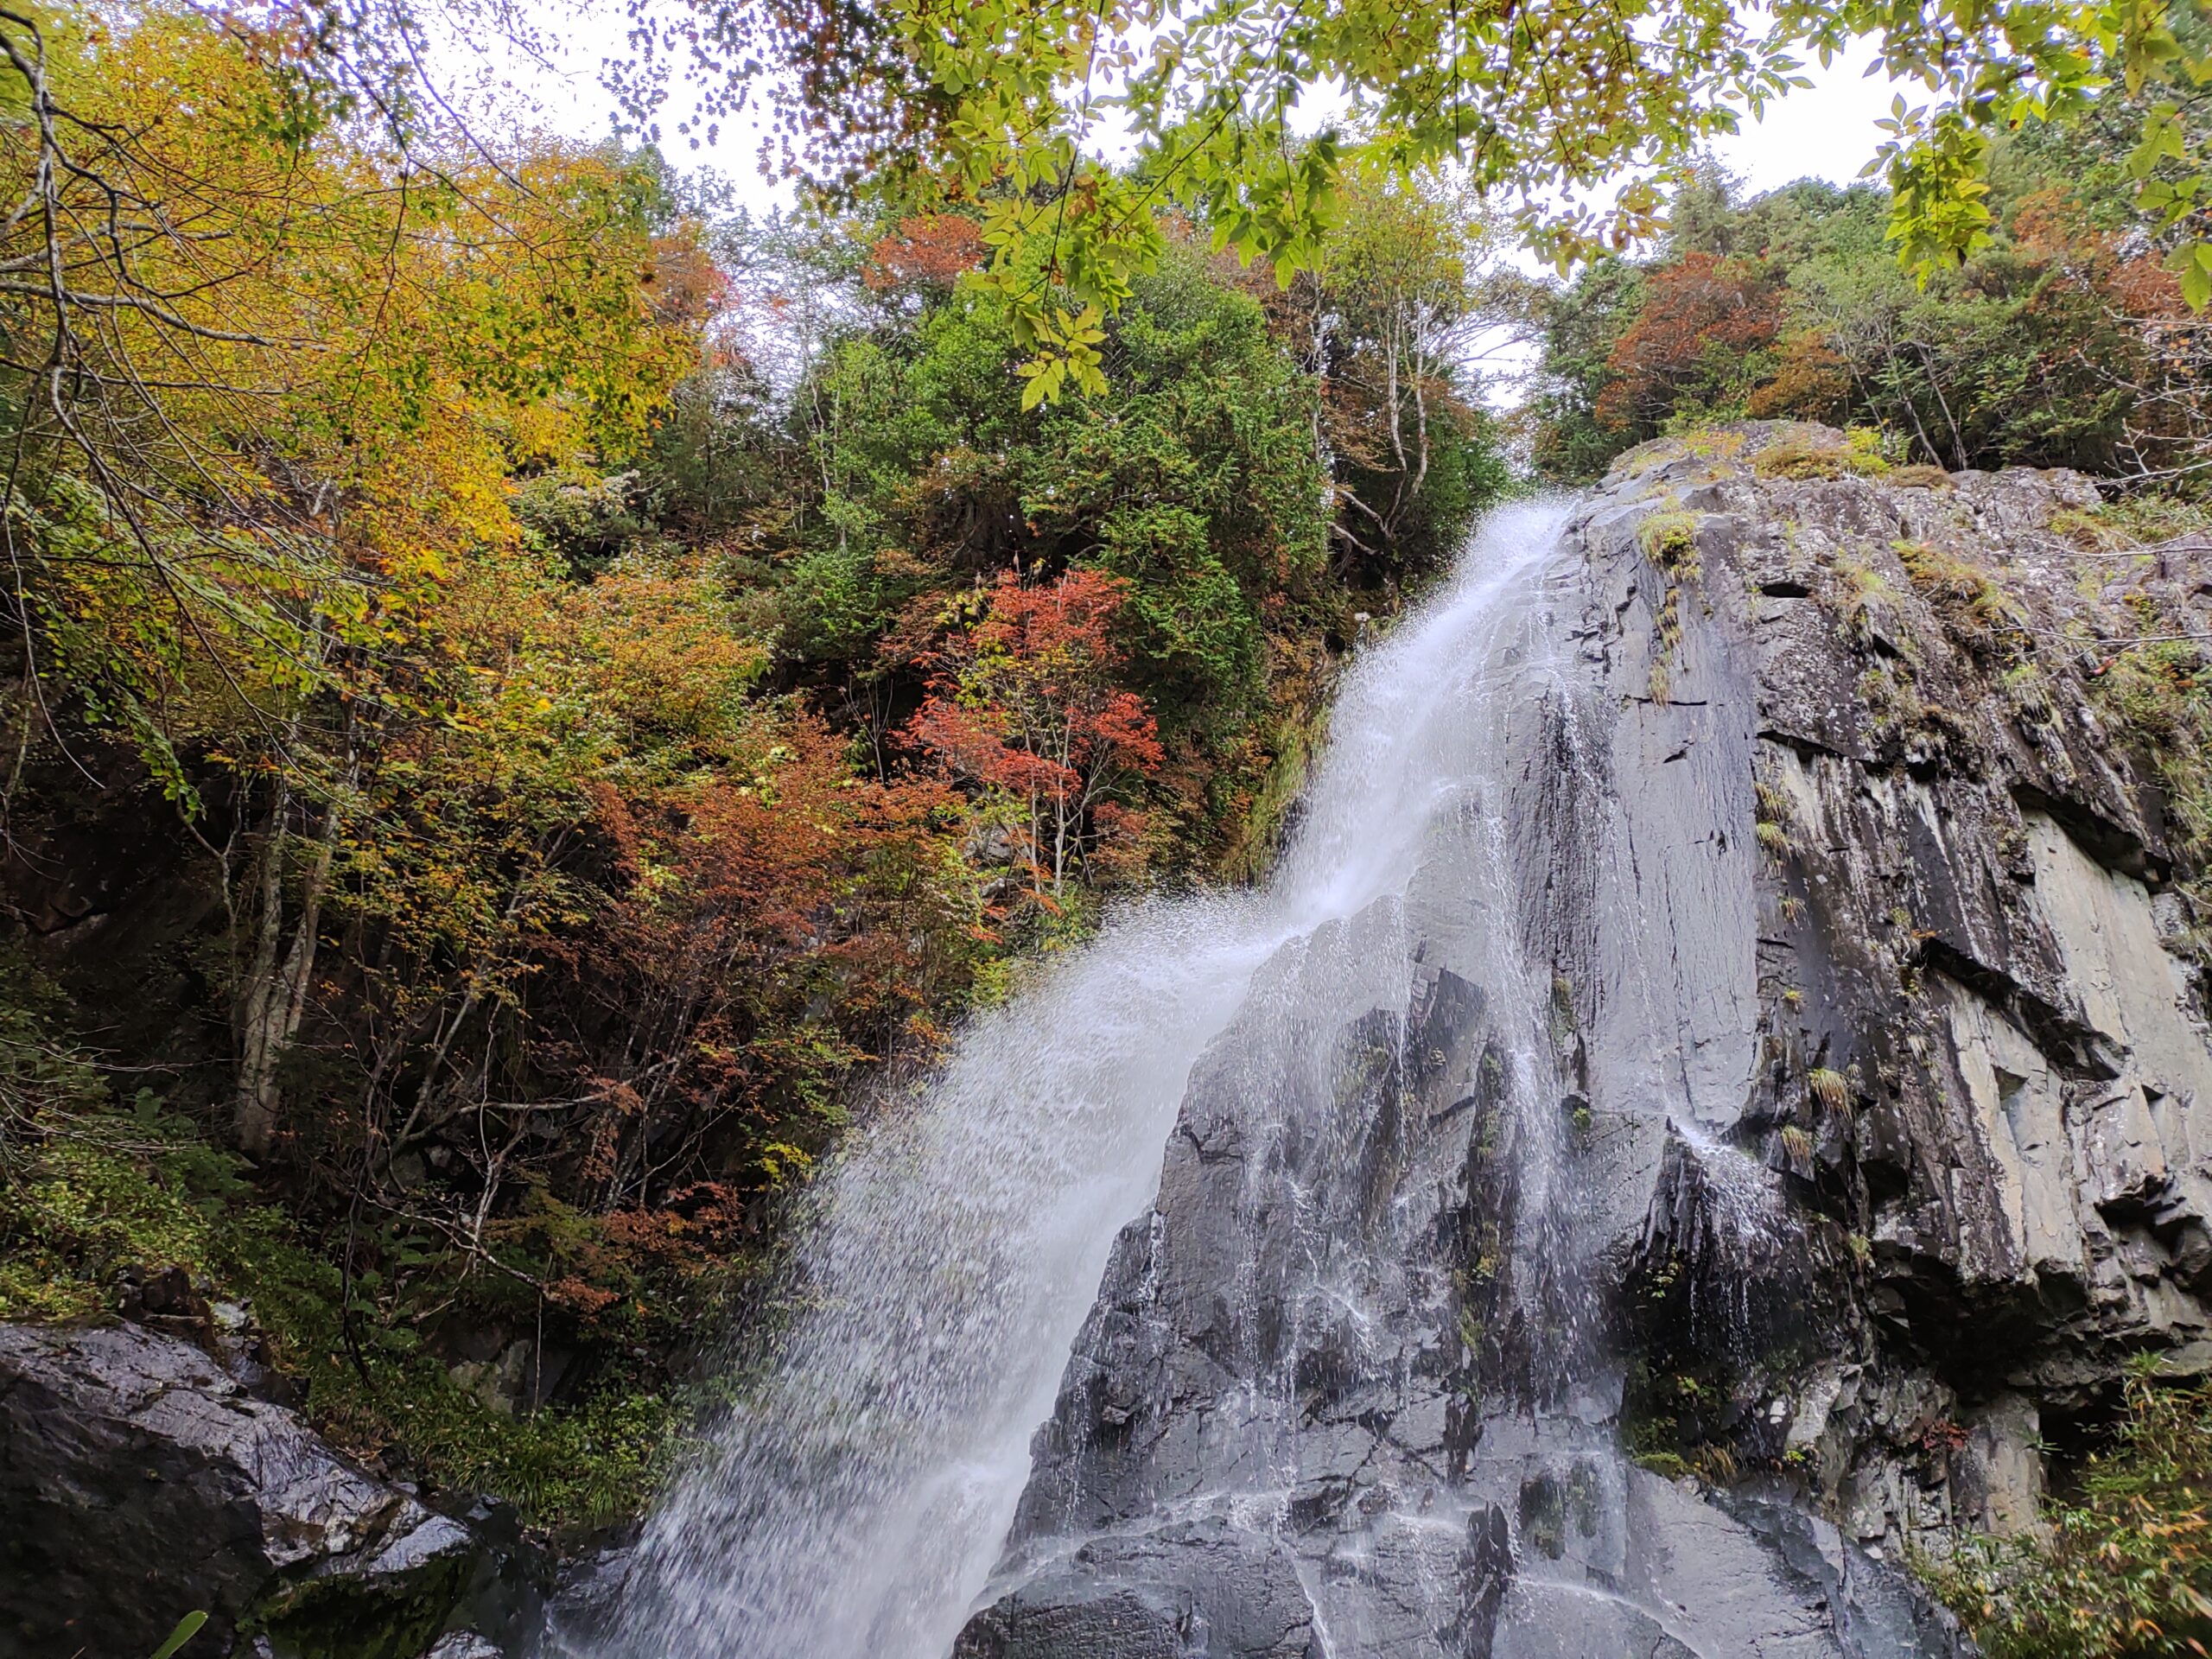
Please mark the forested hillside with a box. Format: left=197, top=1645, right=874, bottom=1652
left=1531, top=97, right=2212, bottom=482
left=0, top=0, right=1510, bottom=1530
left=10, top=1, right=2212, bottom=1652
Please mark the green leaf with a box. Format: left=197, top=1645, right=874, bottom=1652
left=151, top=1611, right=208, bottom=1659
left=2180, top=254, right=2212, bottom=313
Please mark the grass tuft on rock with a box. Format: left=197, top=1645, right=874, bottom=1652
left=1808, top=1066, right=1850, bottom=1114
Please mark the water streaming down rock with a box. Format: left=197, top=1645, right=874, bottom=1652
left=568, top=495, right=1964, bottom=1658
left=947, top=494, right=1961, bottom=1657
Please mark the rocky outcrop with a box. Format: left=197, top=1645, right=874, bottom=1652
left=0, top=1322, right=537, bottom=1659
left=1581, top=426, right=2212, bottom=1559
left=954, top=427, right=2212, bottom=1656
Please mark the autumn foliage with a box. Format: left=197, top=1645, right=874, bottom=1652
left=900, top=569, right=1165, bottom=900
left=1541, top=162, right=2212, bottom=480
left=0, top=7, right=1508, bottom=1529
left=555, top=719, right=976, bottom=1207
left=863, top=213, right=988, bottom=296
left=1594, top=251, right=1780, bottom=435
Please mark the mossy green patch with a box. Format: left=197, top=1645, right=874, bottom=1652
left=1751, top=429, right=1891, bottom=482
left=249, top=1550, right=476, bottom=1659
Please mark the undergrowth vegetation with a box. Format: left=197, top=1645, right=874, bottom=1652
left=0, top=964, right=696, bottom=1528
left=0, top=2, right=1512, bottom=1535
left=1924, top=1363, right=2212, bottom=1658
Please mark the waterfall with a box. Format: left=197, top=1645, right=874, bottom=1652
left=569, top=493, right=1948, bottom=1659
left=574, top=501, right=1577, bottom=1658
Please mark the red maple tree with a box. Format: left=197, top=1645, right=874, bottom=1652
left=900, top=569, right=1165, bottom=899
left=1597, top=251, right=1781, bottom=435
left=553, top=717, right=976, bottom=1206
left=862, top=213, right=987, bottom=297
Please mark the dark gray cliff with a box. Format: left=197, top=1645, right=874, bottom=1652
left=955, top=426, right=2212, bottom=1657
left=1589, top=427, right=2212, bottom=1550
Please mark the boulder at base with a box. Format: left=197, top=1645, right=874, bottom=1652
left=0, top=1322, right=534, bottom=1658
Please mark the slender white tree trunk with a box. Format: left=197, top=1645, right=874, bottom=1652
left=235, top=791, right=339, bottom=1158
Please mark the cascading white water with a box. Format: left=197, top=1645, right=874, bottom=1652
left=574, top=502, right=1574, bottom=1659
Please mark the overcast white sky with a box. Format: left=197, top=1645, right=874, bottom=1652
left=1709, top=39, right=1900, bottom=194
left=440, top=10, right=1907, bottom=215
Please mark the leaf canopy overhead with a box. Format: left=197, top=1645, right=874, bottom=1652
left=597, top=0, right=2212, bottom=367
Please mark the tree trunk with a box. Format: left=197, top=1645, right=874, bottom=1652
left=234, top=787, right=340, bottom=1158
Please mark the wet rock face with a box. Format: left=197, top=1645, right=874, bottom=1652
left=0, top=1322, right=534, bottom=1658
left=955, top=449, right=2030, bottom=1657
left=952, top=1522, right=1335, bottom=1659
left=1580, top=424, right=2212, bottom=1561
left=959, top=425, right=2212, bottom=1655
